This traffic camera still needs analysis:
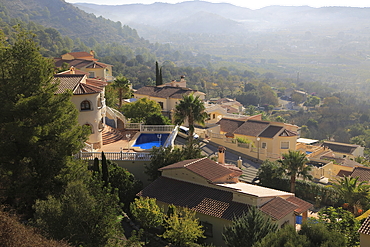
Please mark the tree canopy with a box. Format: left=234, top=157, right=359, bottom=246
left=121, top=97, right=162, bottom=123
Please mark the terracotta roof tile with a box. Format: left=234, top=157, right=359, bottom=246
left=279, top=129, right=298, bottom=137
left=234, top=120, right=269, bottom=137
left=138, top=177, right=250, bottom=220
left=286, top=196, right=313, bottom=214
left=218, top=118, right=245, bottom=134
left=321, top=141, right=359, bottom=155
left=337, top=170, right=352, bottom=177
left=52, top=74, right=84, bottom=94
left=260, top=197, right=298, bottom=220
left=159, top=158, right=235, bottom=182
left=350, top=167, right=370, bottom=182
left=359, top=216, right=370, bottom=235
left=66, top=51, right=93, bottom=58
left=259, top=126, right=283, bottom=138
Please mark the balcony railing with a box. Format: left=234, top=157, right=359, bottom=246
left=140, top=125, right=175, bottom=132
left=78, top=151, right=151, bottom=161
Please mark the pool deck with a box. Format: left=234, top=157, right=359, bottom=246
left=98, top=130, right=138, bottom=153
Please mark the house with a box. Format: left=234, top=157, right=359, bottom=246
left=133, top=85, right=205, bottom=119
left=342, top=166, right=370, bottom=184
left=217, top=118, right=299, bottom=160
left=359, top=215, right=370, bottom=247
left=157, top=75, right=187, bottom=88
left=138, top=154, right=312, bottom=246
left=53, top=69, right=107, bottom=149
left=321, top=141, right=364, bottom=159
left=54, top=51, right=114, bottom=82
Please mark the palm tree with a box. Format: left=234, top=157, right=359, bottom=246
left=112, top=76, right=131, bottom=107
left=332, top=176, right=370, bottom=215
left=278, top=150, right=312, bottom=193
left=174, top=93, right=208, bottom=143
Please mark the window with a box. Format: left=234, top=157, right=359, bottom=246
left=261, top=142, right=267, bottom=149
left=213, top=114, right=216, bottom=119
left=89, top=71, right=95, bottom=78
left=159, top=102, right=164, bottom=109
left=281, top=141, right=289, bottom=149
left=200, top=221, right=213, bottom=237
left=81, top=100, right=91, bottom=111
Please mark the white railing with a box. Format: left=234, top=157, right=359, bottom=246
left=78, top=151, right=151, bottom=161
left=109, top=107, right=126, bottom=123
left=140, top=125, right=175, bottom=132
left=164, top=126, right=178, bottom=148
left=126, top=123, right=141, bottom=130
left=83, top=142, right=94, bottom=152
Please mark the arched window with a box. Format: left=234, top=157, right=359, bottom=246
left=81, top=100, right=91, bottom=111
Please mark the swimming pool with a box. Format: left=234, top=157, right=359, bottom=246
left=132, top=133, right=169, bottom=149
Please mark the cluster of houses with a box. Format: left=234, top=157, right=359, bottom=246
left=53, top=52, right=370, bottom=246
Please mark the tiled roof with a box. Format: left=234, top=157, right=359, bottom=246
left=234, top=120, right=269, bottom=137
left=321, top=141, right=359, bottom=155
left=67, top=51, right=93, bottom=58
left=279, top=129, right=298, bottom=137
left=359, top=216, right=370, bottom=235
left=336, top=170, right=352, bottom=177
left=259, top=126, right=283, bottom=138
left=134, top=86, right=198, bottom=99
left=85, top=61, right=108, bottom=69
left=138, top=177, right=250, bottom=221
left=260, top=197, right=298, bottom=220
left=159, top=158, right=235, bottom=182
left=53, top=74, right=104, bottom=95
left=52, top=74, right=84, bottom=94
left=350, top=167, right=370, bottom=182
left=218, top=118, right=245, bottom=134
left=285, top=196, right=313, bottom=214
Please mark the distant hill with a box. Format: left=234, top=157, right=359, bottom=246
left=74, top=1, right=370, bottom=38
left=0, top=0, right=142, bottom=45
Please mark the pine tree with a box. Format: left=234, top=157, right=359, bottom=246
left=0, top=29, right=88, bottom=212
left=223, top=206, right=278, bottom=247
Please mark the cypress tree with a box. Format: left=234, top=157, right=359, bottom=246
left=101, top=151, right=109, bottom=187
left=159, top=67, right=163, bottom=85
left=155, top=61, right=160, bottom=86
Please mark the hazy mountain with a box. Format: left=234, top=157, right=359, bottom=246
left=74, top=1, right=370, bottom=38
left=0, top=0, right=142, bottom=45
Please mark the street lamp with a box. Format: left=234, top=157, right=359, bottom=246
left=157, top=134, right=162, bottom=147
left=256, top=137, right=260, bottom=161
left=126, top=133, right=131, bottom=152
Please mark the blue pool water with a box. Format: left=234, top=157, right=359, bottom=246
left=132, top=133, right=169, bottom=149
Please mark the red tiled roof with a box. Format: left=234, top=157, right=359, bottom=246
left=85, top=61, right=108, bottom=69
left=321, top=141, right=360, bottom=155
left=259, top=126, right=283, bottom=138
left=53, top=74, right=104, bottom=95
left=135, top=86, right=199, bottom=99
left=260, top=197, right=298, bottom=220
left=286, top=196, right=313, bottom=214
left=138, top=176, right=250, bottom=221
left=218, top=118, right=244, bottom=134
left=350, top=167, right=370, bottom=182
left=337, top=170, right=352, bottom=177
left=234, top=120, right=269, bottom=137
left=359, top=216, right=370, bottom=235
left=159, top=158, right=235, bottom=182
left=279, top=129, right=298, bottom=137
left=52, top=74, right=84, bottom=94
left=54, top=59, right=111, bottom=70
left=67, top=51, right=93, bottom=58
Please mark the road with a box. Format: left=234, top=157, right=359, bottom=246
left=175, top=136, right=260, bottom=182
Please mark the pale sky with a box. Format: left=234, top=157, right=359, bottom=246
left=65, top=0, right=370, bottom=10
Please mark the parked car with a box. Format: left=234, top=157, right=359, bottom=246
left=178, top=126, right=199, bottom=139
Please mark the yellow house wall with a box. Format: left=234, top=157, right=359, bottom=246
left=71, top=93, right=105, bottom=147
left=360, top=233, right=370, bottom=247
left=275, top=211, right=296, bottom=228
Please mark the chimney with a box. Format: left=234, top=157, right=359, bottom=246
left=218, top=146, right=226, bottom=164
left=70, top=66, right=75, bottom=74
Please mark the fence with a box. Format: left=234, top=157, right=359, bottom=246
left=140, top=125, right=175, bottom=132
left=78, top=151, right=151, bottom=161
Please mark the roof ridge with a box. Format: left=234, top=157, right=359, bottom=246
left=184, top=157, right=208, bottom=168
